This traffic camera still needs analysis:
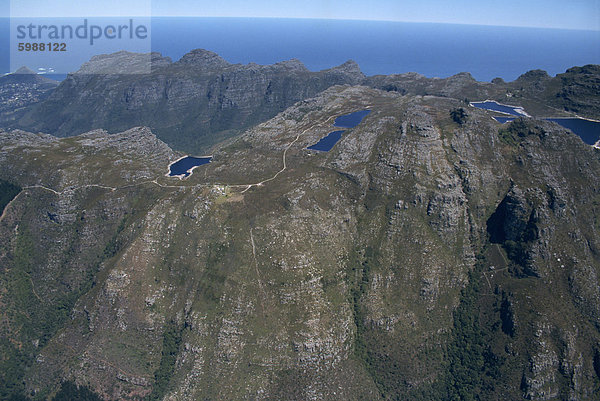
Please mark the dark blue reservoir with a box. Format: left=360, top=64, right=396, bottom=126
left=471, top=101, right=524, bottom=116
left=493, top=117, right=600, bottom=145
left=307, top=130, right=346, bottom=152
left=493, top=116, right=516, bottom=124
left=307, top=109, right=370, bottom=152
left=333, top=110, right=372, bottom=128
left=168, top=156, right=212, bottom=177
left=546, top=118, right=600, bottom=145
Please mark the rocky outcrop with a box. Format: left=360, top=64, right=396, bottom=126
left=551, top=65, right=600, bottom=118
left=14, top=50, right=365, bottom=153
left=175, top=49, right=230, bottom=70
left=0, top=127, right=176, bottom=189
left=366, top=65, right=600, bottom=120
left=1, top=85, right=599, bottom=401
left=75, top=51, right=172, bottom=74
left=5, top=48, right=599, bottom=156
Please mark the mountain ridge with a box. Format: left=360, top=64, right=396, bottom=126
left=5, top=49, right=597, bottom=153
left=1, top=84, right=599, bottom=399
left=10, top=49, right=365, bottom=153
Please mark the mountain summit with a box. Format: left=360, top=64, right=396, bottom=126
left=12, top=50, right=365, bottom=152
left=14, top=66, right=37, bottom=75
left=175, top=48, right=231, bottom=70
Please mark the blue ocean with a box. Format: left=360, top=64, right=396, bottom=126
left=1, top=17, right=599, bottom=81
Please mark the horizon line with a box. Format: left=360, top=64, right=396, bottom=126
left=3, top=15, right=598, bottom=32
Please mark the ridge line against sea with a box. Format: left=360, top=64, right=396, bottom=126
left=1, top=17, right=599, bottom=81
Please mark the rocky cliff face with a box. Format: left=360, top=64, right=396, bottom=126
left=1, top=85, right=599, bottom=400
left=549, top=65, right=600, bottom=118
left=14, top=50, right=365, bottom=153
left=10, top=48, right=598, bottom=155
left=366, top=64, right=600, bottom=120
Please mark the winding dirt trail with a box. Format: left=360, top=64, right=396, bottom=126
left=239, top=128, right=304, bottom=193
left=1, top=111, right=364, bottom=222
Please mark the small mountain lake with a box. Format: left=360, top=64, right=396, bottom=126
left=333, top=109, right=372, bottom=128
left=168, top=156, right=212, bottom=177
left=546, top=118, right=600, bottom=145
left=471, top=100, right=600, bottom=145
left=493, top=116, right=600, bottom=145
left=307, top=109, right=371, bottom=152
left=307, top=130, right=345, bottom=152
left=470, top=101, right=528, bottom=117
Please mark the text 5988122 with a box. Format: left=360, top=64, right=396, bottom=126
left=17, top=43, right=67, bottom=52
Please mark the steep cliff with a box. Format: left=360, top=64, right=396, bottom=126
left=6, top=49, right=598, bottom=155
left=1, top=85, right=599, bottom=400
left=14, top=50, right=364, bottom=153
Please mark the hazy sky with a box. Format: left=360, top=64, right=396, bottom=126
left=5, top=0, right=600, bottom=31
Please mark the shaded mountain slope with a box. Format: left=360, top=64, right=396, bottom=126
left=1, top=85, right=599, bottom=400
left=15, top=50, right=364, bottom=153
left=8, top=49, right=598, bottom=154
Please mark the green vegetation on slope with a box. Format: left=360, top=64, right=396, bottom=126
left=148, top=321, right=183, bottom=401
left=450, top=108, right=468, bottom=125
left=498, top=118, right=547, bottom=146
left=351, top=245, right=412, bottom=399
left=351, top=246, right=374, bottom=364
left=0, top=210, right=133, bottom=400
left=444, top=258, right=496, bottom=400
left=0, top=179, right=21, bottom=216
left=51, top=381, right=102, bottom=401
left=0, top=226, right=41, bottom=400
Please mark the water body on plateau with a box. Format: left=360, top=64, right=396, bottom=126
left=472, top=101, right=600, bottom=145
left=307, top=130, right=346, bottom=152
left=333, top=109, right=372, bottom=128
left=307, top=109, right=371, bottom=152
left=545, top=118, right=600, bottom=145
left=168, top=156, right=212, bottom=177
left=470, top=101, right=527, bottom=117
left=493, top=116, right=600, bottom=145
